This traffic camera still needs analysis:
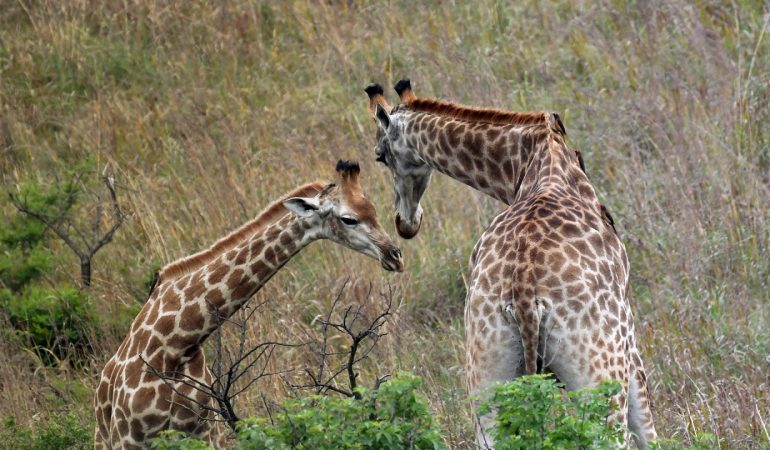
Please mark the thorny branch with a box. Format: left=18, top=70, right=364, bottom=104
left=290, top=280, right=396, bottom=400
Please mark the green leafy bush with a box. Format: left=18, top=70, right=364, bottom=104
left=478, top=374, right=624, bottom=450
left=150, top=373, right=445, bottom=450
left=0, top=413, right=91, bottom=450
left=2, top=285, right=97, bottom=364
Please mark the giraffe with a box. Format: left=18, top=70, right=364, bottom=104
left=94, top=160, right=404, bottom=449
left=365, top=81, right=656, bottom=448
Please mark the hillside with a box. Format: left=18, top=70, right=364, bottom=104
left=1, top=1, right=768, bottom=448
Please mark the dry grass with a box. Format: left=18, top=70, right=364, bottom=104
left=0, top=0, right=768, bottom=448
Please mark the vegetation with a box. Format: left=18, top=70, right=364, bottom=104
left=1, top=0, right=768, bottom=448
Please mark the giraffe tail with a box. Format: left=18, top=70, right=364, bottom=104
left=511, top=295, right=543, bottom=375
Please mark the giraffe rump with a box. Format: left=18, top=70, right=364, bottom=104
left=397, top=97, right=566, bottom=136
left=157, top=181, right=327, bottom=281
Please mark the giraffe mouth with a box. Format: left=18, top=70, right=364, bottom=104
left=395, top=213, right=422, bottom=240
left=380, top=247, right=404, bottom=272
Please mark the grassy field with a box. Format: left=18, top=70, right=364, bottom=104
left=1, top=0, right=768, bottom=448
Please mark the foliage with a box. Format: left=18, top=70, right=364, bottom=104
left=151, top=430, right=213, bottom=450
left=1, top=285, right=96, bottom=364
left=0, top=180, right=75, bottom=292
left=478, top=374, right=624, bottom=450
left=150, top=373, right=445, bottom=450
left=0, top=413, right=91, bottom=450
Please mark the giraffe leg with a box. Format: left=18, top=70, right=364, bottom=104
left=543, top=332, right=631, bottom=446
left=465, top=292, right=524, bottom=449
left=628, top=351, right=657, bottom=448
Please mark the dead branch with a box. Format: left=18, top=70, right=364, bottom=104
left=7, top=170, right=128, bottom=288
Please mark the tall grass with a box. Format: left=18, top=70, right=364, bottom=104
left=1, top=1, right=768, bottom=448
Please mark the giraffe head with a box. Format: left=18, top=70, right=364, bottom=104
left=365, top=81, right=431, bottom=239
left=283, top=160, right=404, bottom=271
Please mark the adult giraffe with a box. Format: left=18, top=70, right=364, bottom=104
left=94, top=161, right=403, bottom=449
left=365, top=81, right=656, bottom=448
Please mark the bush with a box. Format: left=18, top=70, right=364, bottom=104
left=151, top=373, right=445, bottom=450
left=2, top=285, right=97, bottom=364
left=0, top=413, right=91, bottom=450
left=478, top=374, right=624, bottom=450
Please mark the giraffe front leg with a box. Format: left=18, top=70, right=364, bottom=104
left=465, top=294, right=524, bottom=449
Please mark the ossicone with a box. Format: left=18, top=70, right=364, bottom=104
left=365, top=82, right=392, bottom=115
left=394, top=79, right=416, bottom=104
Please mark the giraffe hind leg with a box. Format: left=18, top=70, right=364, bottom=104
left=628, top=362, right=657, bottom=449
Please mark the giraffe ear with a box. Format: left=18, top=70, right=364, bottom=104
left=283, top=197, right=320, bottom=218
left=375, top=103, right=391, bottom=131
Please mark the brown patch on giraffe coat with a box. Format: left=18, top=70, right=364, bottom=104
left=179, top=303, right=205, bottom=332
left=154, top=315, right=175, bottom=336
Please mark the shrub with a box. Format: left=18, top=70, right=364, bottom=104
left=0, top=413, right=91, bottom=450
left=478, top=374, right=624, bottom=450
left=150, top=373, right=445, bottom=450
left=2, top=285, right=97, bottom=364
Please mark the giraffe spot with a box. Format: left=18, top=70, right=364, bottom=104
left=251, top=260, right=270, bottom=277
left=250, top=239, right=265, bottom=256
left=234, top=247, right=249, bottom=265
left=184, top=278, right=206, bottom=301
left=207, top=263, right=229, bottom=285
left=180, top=303, right=205, bottom=332
left=145, top=336, right=163, bottom=356
left=232, top=280, right=257, bottom=301
left=155, top=315, right=175, bottom=336
left=603, top=317, right=619, bottom=335
left=131, top=386, right=155, bottom=413
left=161, top=290, right=182, bottom=313
left=226, top=268, right=245, bottom=291
left=167, top=334, right=195, bottom=350
left=204, top=288, right=225, bottom=308
left=117, top=418, right=129, bottom=437
left=143, top=413, right=166, bottom=430
left=568, top=299, right=582, bottom=313
left=264, top=247, right=278, bottom=266
left=130, top=419, right=145, bottom=442
left=124, top=359, right=145, bottom=386
left=129, top=329, right=151, bottom=355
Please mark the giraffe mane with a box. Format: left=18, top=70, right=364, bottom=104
left=157, top=181, right=327, bottom=282
left=398, top=97, right=566, bottom=135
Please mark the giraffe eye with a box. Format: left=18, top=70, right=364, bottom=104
left=340, top=216, right=359, bottom=226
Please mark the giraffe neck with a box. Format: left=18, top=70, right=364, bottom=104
left=133, top=212, right=317, bottom=366
left=399, top=110, right=591, bottom=203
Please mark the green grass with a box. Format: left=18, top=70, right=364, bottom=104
left=1, top=1, right=768, bottom=448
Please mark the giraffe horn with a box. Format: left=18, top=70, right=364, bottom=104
left=336, top=159, right=362, bottom=195
left=365, top=83, right=391, bottom=115
left=394, top=79, right=416, bottom=104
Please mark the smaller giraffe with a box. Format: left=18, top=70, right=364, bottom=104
left=94, top=161, right=403, bottom=449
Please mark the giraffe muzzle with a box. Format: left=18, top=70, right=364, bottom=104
left=380, top=247, right=404, bottom=272
left=395, top=212, right=422, bottom=240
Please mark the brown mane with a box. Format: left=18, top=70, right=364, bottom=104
left=157, top=181, right=327, bottom=281
left=398, top=97, right=566, bottom=135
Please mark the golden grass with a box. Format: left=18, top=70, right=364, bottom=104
left=1, top=1, right=768, bottom=448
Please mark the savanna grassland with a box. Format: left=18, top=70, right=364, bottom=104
left=1, top=1, right=768, bottom=448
